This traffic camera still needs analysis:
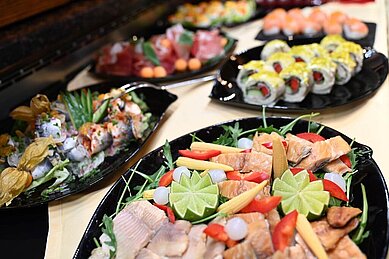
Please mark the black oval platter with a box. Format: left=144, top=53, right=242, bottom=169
left=0, top=81, right=177, bottom=209
left=90, top=32, right=237, bottom=84
left=74, top=117, right=389, bottom=259
left=210, top=39, right=388, bottom=112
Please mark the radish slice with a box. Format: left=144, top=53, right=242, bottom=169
left=225, top=217, right=248, bottom=240
left=324, top=173, right=346, bottom=192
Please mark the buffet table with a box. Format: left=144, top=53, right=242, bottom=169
left=45, top=1, right=389, bottom=258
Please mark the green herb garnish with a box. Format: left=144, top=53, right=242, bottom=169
left=142, top=41, right=160, bottom=66
left=352, top=183, right=369, bottom=244
left=101, top=215, right=117, bottom=258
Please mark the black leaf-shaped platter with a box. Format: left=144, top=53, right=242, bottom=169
left=74, top=117, right=389, bottom=259
left=210, top=39, right=388, bottom=112
left=0, top=81, right=177, bottom=209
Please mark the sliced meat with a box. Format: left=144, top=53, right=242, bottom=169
left=182, top=224, right=207, bottom=259
left=174, top=219, right=192, bottom=234
left=147, top=221, right=189, bottom=257
left=166, top=24, right=191, bottom=60
left=295, top=233, right=316, bottom=259
left=191, top=30, right=224, bottom=62
left=231, top=212, right=265, bottom=224
left=252, top=132, right=280, bottom=155
left=311, top=218, right=359, bottom=250
left=218, top=180, right=269, bottom=199
left=327, top=206, right=362, bottom=228
left=150, top=35, right=176, bottom=74
left=242, top=152, right=272, bottom=175
left=135, top=248, right=160, bottom=259
left=125, top=201, right=168, bottom=233
left=89, top=247, right=109, bottom=259
left=204, top=237, right=226, bottom=259
left=328, top=235, right=366, bottom=259
left=325, top=136, right=351, bottom=161
left=210, top=153, right=246, bottom=171
left=323, top=159, right=351, bottom=175
left=297, top=141, right=332, bottom=171
left=246, top=218, right=274, bottom=258
left=96, top=42, right=133, bottom=76
left=265, top=208, right=281, bottom=233
left=286, top=133, right=313, bottom=165
left=223, top=241, right=256, bottom=259
left=272, top=244, right=308, bottom=259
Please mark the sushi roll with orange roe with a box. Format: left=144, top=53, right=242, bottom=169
left=302, top=17, right=322, bottom=36
left=308, top=7, right=328, bottom=26
left=287, top=8, right=305, bottom=24
left=323, top=18, right=343, bottom=35
left=329, top=11, right=348, bottom=24
left=263, top=16, right=282, bottom=36
left=282, top=15, right=301, bottom=36
left=343, top=18, right=369, bottom=40
left=270, top=8, right=287, bottom=24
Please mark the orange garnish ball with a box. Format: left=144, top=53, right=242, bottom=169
left=175, top=58, right=188, bottom=71
left=154, top=66, right=167, bottom=77
left=140, top=67, right=154, bottom=78
left=188, top=58, right=202, bottom=71
left=220, top=37, right=228, bottom=47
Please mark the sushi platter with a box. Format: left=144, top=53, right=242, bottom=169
left=211, top=37, right=388, bottom=111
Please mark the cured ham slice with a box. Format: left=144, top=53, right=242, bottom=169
left=191, top=30, right=225, bottom=62
left=166, top=24, right=191, bottom=60
left=150, top=35, right=177, bottom=74
left=285, top=133, right=313, bottom=165
left=96, top=42, right=133, bottom=76
left=132, top=43, right=155, bottom=77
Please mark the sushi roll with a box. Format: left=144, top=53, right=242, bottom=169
left=241, top=70, right=285, bottom=105
left=336, top=41, right=364, bottom=73
left=308, top=7, right=328, bottom=26
left=343, top=18, right=369, bottom=40
left=308, top=43, right=329, bottom=58
left=261, top=40, right=291, bottom=60
left=329, top=11, right=348, bottom=24
left=290, top=45, right=315, bottom=63
left=237, top=60, right=268, bottom=88
left=263, top=16, right=282, bottom=36
left=323, top=19, right=343, bottom=35
left=302, top=17, right=322, bottom=36
left=309, top=57, right=337, bottom=94
left=320, top=35, right=345, bottom=53
left=279, top=62, right=312, bottom=102
left=266, top=52, right=295, bottom=73
left=282, top=15, right=301, bottom=36
left=330, top=51, right=357, bottom=85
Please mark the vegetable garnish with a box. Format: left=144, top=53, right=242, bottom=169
left=296, top=132, right=326, bottom=143
left=178, top=149, right=221, bottom=160
left=158, top=169, right=174, bottom=187
left=353, top=183, right=370, bottom=245
left=240, top=196, right=282, bottom=214
left=322, top=179, right=348, bottom=201
left=226, top=171, right=269, bottom=183
left=176, top=156, right=234, bottom=171
left=272, top=210, right=298, bottom=252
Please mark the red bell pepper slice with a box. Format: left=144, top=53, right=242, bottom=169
left=296, top=132, right=326, bottom=143
left=159, top=169, right=174, bottom=187
left=262, top=141, right=287, bottom=149
left=272, top=210, right=298, bottom=252
left=260, top=85, right=269, bottom=97
left=240, top=148, right=252, bottom=153
left=204, top=224, right=229, bottom=242
left=339, top=154, right=352, bottom=168
left=153, top=203, right=176, bottom=223
left=240, top=196, right=282, bottom=214
left=178, top=149, right=221, bottom=160
left=226, top=171, right=269, bottom=183
left=290, top=167, right=318, bottom=182
left=273, top=63, right=282, bottom=73
left=322, top=179, right=348, bottom=201
left=289, top=78, right=300, bottom=93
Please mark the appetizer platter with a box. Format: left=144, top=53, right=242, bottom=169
left=0, top=82, right=177, bottom=209
left=91, top=24, right=237, bottom=83
left=211, top=37, right=388, bottom=111
left=255, top=7, right=376, bottom=47
left=74, top=115, right=388, bottom=259
left=168, top=0, right=261, bottom=28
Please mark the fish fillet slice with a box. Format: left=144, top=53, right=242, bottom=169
left=286, top=133, right=313, bottom=165
left=328, top=236, right=366, bottom=259
left=246, top=219, right=274, bottom=258
left=325, top=136, right=351, bottom=161
left=297, top=141, right=332, bottom=171
left=223, top=241, right=256, bottom=259
left=242, top=152, right=272, bottom=175
left=323, top=159, right=351, bottom=175
left=182, top=224, right=207, bottom=259
left=210, top=153, right=246, bottom=170
left=218, top=180, right=268, bottom=199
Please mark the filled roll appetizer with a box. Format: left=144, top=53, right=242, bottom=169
left=88, top=115, right=370, bottom=259
left=95, top=24, right=234, bottom=79
left=0, top=88, right=154, bottom=207
left=261, top=7, right=369, bottom=40
left=168, top=0, right=256, bottom=28
left=237, top=36, right=364, bottom=105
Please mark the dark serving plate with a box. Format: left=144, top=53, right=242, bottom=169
left=74, top=117, right=389, bottom=259
left=210, top=39, right=388, bottom=112
left=0, top=81, right=177, bottom=209
left=89, top=32, right=237, bottom=84
left=255, top=22, right=376, bottom=47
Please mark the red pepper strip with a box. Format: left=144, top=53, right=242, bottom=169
left=260, top=85, right=269, bottom=97
left=272, top=210, right=298, bottom=252
left=273, top=63, right=282, bottom=73
left=262, top=141, right=287, bottom=149
left=322, top=179, right=349, bottom=201
left=153, top=203, right=176, bottom=223
left=226, top=171, right=270, bottom=184
left=204, top=224, right=229, bottom=242
left=240, top=196, right=282, bottom=214
left=159, top=169, right=174, bottom=187
left=178, top=149, right=221, bottom=160
left=290, top=167, right=318, bottom=182
left=289, top=78, right=300, bottom=93
left=296, top=132, right=326, bottom=143
left=240, top=148, right=252, bottom=153
left=339, top=154, right=352, bottom=168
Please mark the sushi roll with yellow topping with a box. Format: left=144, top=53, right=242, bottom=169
left=290, top=45, right=315, bottom=63
left=261, top=40, right=291, bottom=60
left=266, top=52, right=295, bottom=73
left=309, top=57, right=337, bottom=94
left=335, top=41, right=364, bottom=73
left=330, top=51, right=357, bottom=85
left=320, top=35, right=345, bottom=53
left=279, top=62, right=312, bottom=102
left=241, top=70, right=285, bottom=105
left=237, top=60, right=270, bottom=88
left=308, top=43, right=329, bottom=58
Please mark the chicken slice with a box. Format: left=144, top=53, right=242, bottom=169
left=204, top=237, right=225, bottom=259
left=182, top=224, right=207, bottom=259
left=135, top=248, right=160, bottom=259
left=328, top=235, right=366, bottom=259
left=223, top=241, right=256, bottom=259
left=265, top=208, right=281, bottom=233
left=246, top=219, right=274, bottom=258
left=285, top=133, right=313, bottom=165
left=327, top=206, right=362, bottom=228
